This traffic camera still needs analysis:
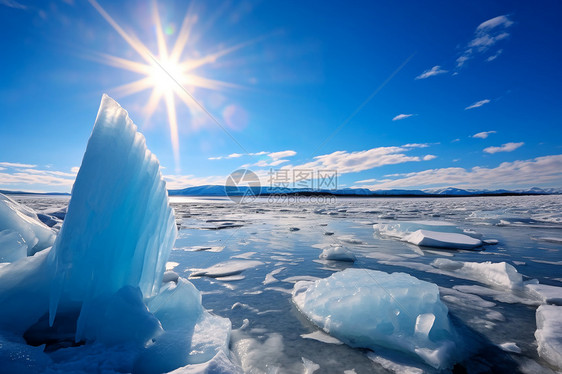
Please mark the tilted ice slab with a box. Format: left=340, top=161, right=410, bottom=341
left=405, top=230, right=482, bottom=250
left=373, top=221, right=483, bottom=250
left=535, top=305, right=562, bottom=370
left=292, top=268, right=461, bottom=369
left=0, top=95, right=233, bottom=373
left=0, top=193, right=55, bottom=262
left=431, top=259, right=524, bottom=290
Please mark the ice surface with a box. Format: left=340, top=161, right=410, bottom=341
left=535, top=305, right=562, bottom=369
left=0, top=193, right=55, bottom=258
left=319, top=245, right=356, bottom=262
left=292, top=268, right=461, bottom=369
left=0, top=95, right=232, bottom=373
left=374, top=221, right=483, bottom=249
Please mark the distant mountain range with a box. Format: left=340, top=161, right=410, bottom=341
left=2, top=186, right=560, bottom=198
left=168, top=185, right=562, bottom=197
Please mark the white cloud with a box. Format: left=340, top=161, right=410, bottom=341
left=270, top=159, right=289, bottom=166
left=483, top=142, right=524, bottom=154
left=163, top=174, right=227, bottom=189
left=356, top=154, right=562, bottom=190
left=477, top=15, right=514, bottom=31
left=472, top=130, right=496, bottom=139
left=465, top=99, right=490, bottom=110
left=487, top=49, right=503, bottom=62
left=208, top=153, right=245, bottom=160
left=354, top=178, right=377, bottom=184
left=402, top=143, right=431, bottom=148
left=70, top=166, right=80, bottom=173
left=457, top=15, right=513, bottom=68
left=415, top=66, right=448, bottom=80
left=268, top=150, right=296, bottom=160
left=423, top=154, right=437, bottom=161
left=208, top=150, right=284, bottom=161
left=289, top=146, right=428, bottom=174
left=0, top=169, right=75, bottom=188
left=452, top=138, right=460, bottom=143
left=0, top=162, right=37, bottom=168
left=392, top=114, right=414, bottom=121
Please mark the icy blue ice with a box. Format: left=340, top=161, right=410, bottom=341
left=0, top=193, right=55, bottom=261
left=48, top=94, right=177, bottom=338
left=0, top=95, right=232, bottom=373
left=292, top=268, right=461, bottom=369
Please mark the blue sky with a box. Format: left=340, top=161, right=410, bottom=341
left=1, top=0, right=561, bottom=192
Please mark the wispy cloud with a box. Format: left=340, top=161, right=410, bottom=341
left=268, top=150, right=296, bottom=160
left=415, top=66, right=448, bottom=80
left=423, top=154, right=437, bottom=161
left=484, top=142, right=524, bottom=154
left=465, top=99, right=490, bottom=110
left=401, top=143, right=431, bottom=148
left=355, top=154, right=562, bottom=190
left=472, top=130, right=496, bottom=139
left=208, top=151, right=278, bottom=160
left=392, top=114, right=414, bottom=121
left=208, top=153, right=244, bottom=160
left=487, top=49, right=503, bottom=62
left=0, top=169, right=75, bottom=188
left=457, top=15, right=513, bottom=68
left=288, top=146, right=433, bottom=174
left=239, top=150, right=297, bottom=168
left=0, top=0, right=27, bottom=10
left=0, top=162, right=37, bottom=168
left=163, top=174, right=227, bottom=190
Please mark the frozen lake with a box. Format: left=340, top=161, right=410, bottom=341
left=13, top=194, right=562, bottom=373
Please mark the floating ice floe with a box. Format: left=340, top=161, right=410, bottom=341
left=535, top=305, right=562, bottom=370
left=191, top=259, right=264, bottom=278
left=0, top=193, right=55, bottom=262
left=373, top=220, right=483, bottom=250
left=318, top=245, right=356, bottom=262
left=0, top=95, right=234, bottom=373
left=431, top=259, right=524, bottom=289
left=292, top=268, right=462, bottom=369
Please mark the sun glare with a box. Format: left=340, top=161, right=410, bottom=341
left=88, top=0, right=252, bottom=172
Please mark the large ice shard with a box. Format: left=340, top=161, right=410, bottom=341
left=48, top=94, right=177, bottom=338
left=0, top=95, right=233, bottom=373
left=292, top=268, right=462, bottom=369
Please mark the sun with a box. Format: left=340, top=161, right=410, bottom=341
left=88, top=0, right=252, bottom=172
